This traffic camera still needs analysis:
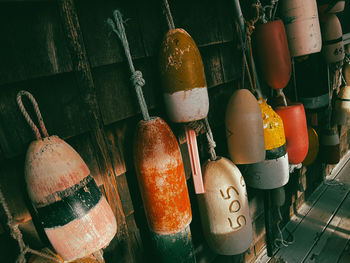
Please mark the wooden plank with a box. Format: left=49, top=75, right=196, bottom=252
left=273, top=183, right=350, bottom=263
left=0, top=2, right=72, bottom=85
left=304, top=192, right=350, bottom=263
left=338, top=240, right=350, bottom=263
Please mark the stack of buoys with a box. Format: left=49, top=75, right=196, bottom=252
left=198, top=157, right=253, bottom=255
left=320, top=127, right=340, bottom=164
left=254, top=19, right=291, bottom=90
left=242, top=99, right=289, bottom=189
left=320, top=13, right=345, bottom=64
left=333, top=86, right=350, bottom=125
left=275, top=103, right=309, bottom=164
left=225, top=89, right=265, bottom=164
left=17, top=91, right=117, bottom=262
left=279, top=0, right=322, bottom=57
left=296, top=53, right=330, bottom=110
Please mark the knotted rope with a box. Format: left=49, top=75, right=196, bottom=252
left=203, top=118, right=217, bottom=161
left=16, top=91, right=49, bottom=140
left=0, top=186, right=62, bottom=263
left=107, top=10, right=150, bottom=121
left=162, top=0, right=175, bottom=30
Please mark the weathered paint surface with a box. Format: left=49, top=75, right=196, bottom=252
left=318, top=0, right=345, bottom=15
left=225, top=89, right=265, bottom=164
left=321, top=14, right=344, bottom=63
left=254, top=20, right=291, bottom=90
left=258, top=99, right=286, bottom=151
left=159, top=28, right=209, bottom=123
left=303, top=127, right=319, bottom=166
left=45, top=197, right=117, bottom=261
left=275, top=104, right=309, bottom=164
left=198, top=157, right=253, bottom=255
left=242, top=153, right=289, bottom=189
left=151, top=225, right=195, bottom=263
left=24, top=136, right=117, bottom=261
left=334, top=86, right=350, bottom=125
left=133, top=117, right=192, bottom=235
left=163, top=87, right=209, bottom=123
left=280, top=0, right=322, bottom=57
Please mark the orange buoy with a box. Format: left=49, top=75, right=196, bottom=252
left=198, top=157, right=253, bottom=255
left=254, top=20, right=291, bottom=90
left=159, top=28, right=209, bottom=123
left=280, top=0, right=322, bottom=57
left=17, top=91, right=117, bottom=262
left=133, top=117, right=192, bottom=234
left=321, top=14, right=345, bottom=64
left=333, top=86, right=350, bottom=125
left=225, top=89, right=265, bottom=164
left=302, top=127, right=319, bottom=166
left=320, top=128, right=340, bottom=164
left=318, top=0, right=345, bottom=14
left=275, top=104, right=309, bottom=164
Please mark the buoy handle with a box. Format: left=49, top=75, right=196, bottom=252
left=16, top=90, right=49, bottom=140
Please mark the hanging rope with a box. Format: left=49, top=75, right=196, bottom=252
left=107, top=10, right=150, bottom=121
left=203, top=118, right=217, bottom=161
left=277, top=89, right=288, bottom=107
left=274, top=206, right=294, bottom=248
left=16, top=91, right=49, bottom=140
left=0, top=186, right=62, bottom=263
left=162, top=0, right=175, bottom=30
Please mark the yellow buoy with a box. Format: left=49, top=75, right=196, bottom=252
left=302, top=127, right=319, bottom=166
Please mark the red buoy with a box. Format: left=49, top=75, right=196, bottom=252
left=275, top=104, right=309, bottom=164
left=254, top=20, right=291, bottom=90
left=18, top=91, right=117, bottom=262
left=133, top=117, right=192, bottom=234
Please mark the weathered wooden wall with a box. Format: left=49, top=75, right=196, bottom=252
left=0, top=0, right=349, bottom=263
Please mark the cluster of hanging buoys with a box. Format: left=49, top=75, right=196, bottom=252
left=108, top=10, right=194, bottom=262
left=17, top=91, right=117, bottom=262
left=280, top=0, right=322, bottom=58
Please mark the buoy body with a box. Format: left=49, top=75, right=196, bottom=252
left=254, top=20, right=291, bottom=90
left=303, top=127, right=319, bottom=166
left=29, top=248, right=99, bottom=263
left=320, top=128, right=340, bottom=164
left=333, top=86, right=350, bottom=125
left=318, top=0, right=345, bottom=14
left=242, top=99, right=289, bottom=189
left=25, top=136, right=117, bottom=262
left=225, top=89, right=265, bottom=164
left=321, top=14, right=345, bottom=64
left=275, top=104, right=309, bottom=164
left=198, top=157, right=253, bottom=255
left=280, top=0, right=322, bottom=57
left=159, top=29, right=209, bottom=123
left=133, top=117, right=192, bottom=235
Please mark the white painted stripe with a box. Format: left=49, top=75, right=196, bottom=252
left=164, top=87, right=209, bottom=123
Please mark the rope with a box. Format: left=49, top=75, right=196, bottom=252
left=203, top=118, right=217, bottom=161
left=107, top=10, right=150, bottom=121
left=0, top=187, right=62, bottom=263
left=16, top=91, right=49, bottom=140
left=277, top=89, right=288, bottom=107
left=162, top=0, right=175, bottom=30
left=274, top=206, right=294, bottom=248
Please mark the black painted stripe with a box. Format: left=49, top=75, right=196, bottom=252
left=323, top=37, right=343, bottom=46
left=336, top=97, right=350, bottom=102
left=266, top=144, right=287, bottom=160
left=37, top=175, right=102, bottom=228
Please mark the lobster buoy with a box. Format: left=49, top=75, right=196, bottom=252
left=302, top=127, right=319, bottom=166
left=320, top=128, right=340, bottom=164
left=198, top=157, right=253, bottom=255
left=318, top=0, right=345, bottom=14
left=225, top=89, right=265, bottom=164
left=275, top=104, right=309, bottom=164
left=321, top=14, right=345, bottom=64
left=280, top=0, right=322, bottom=57
left=296, top=53, right=330, bottom=110
left=159, top=28, right=209, bottom=123
left=25, top=136, right=117, bottom=262
left=254, top=20, right=291, bottom=90
left=333, top=86, right=350, bottom=125
left=134, top=117, right=192, bottom=234
left=271, top=187, right=286, bottom=207
left=241, top=99, right=289, bottom=189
